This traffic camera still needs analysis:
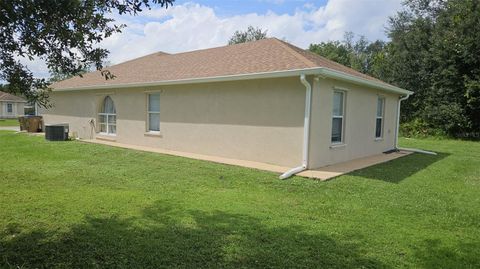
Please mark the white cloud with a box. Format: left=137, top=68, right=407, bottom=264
left=105, top=0, right=403, bottom=63
left=25, top=0, right=403, bottom=78
left=16, top=57, right=50, bottom=80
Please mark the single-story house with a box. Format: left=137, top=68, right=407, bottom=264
left=41, top=38, right=413, bottom=178
left=0, top=91, right=26, bottom=119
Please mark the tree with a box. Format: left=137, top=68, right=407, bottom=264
left=385, top=0, right=480, bottom=135
left=49, top=66, right=91, bottom=83
left=309, top=40, right=351, bottom=67
left=309, top=0, right=480, bottom=136
left=308, top=32, right=388, bottom=78
left=0, top=0, right=174, bottom=107
left=228, top=26, right=268, bottom=45
left=0, top=84, right=9, bottom=92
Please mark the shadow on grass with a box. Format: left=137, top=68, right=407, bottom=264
left=1, top=201, right=387, bottom=268
left=349, top=152, right=449, bottom=183
left=413, top=239, right=480, bottom=269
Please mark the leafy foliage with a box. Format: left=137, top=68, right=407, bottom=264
left=0, top=84, right=9, bottom=92
left=386, top=0, right=480, bottom=136
left=309, top=0, right=480, bottom=137
left=48, top=66, right=91, bottom=83
left=309, top=32, right=389, bottom=79
left=0, top=0, right=174, bottom=107
left=309, top=40, right=350, bottom=67
left=228, top=26, right=268, bottom=45
left=400, top=118, right=446, bottom=138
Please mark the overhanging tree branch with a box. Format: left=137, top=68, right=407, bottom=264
left=0, top=0, right=175, bottom=107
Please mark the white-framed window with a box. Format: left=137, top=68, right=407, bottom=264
left=331, top=90, right=346, bottom=144
left=375, top=97, right=385, bottom=139
left=98, top=96, right=116, bottom=135
left=147, top=93, right=160, bottom=132
left=6, top=103, right=13, bottom=113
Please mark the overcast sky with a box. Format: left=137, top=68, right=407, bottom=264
left=24, top=0, right=403, bottom=78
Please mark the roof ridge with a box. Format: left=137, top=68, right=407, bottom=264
left=271, top=38, right=317, bottom=68
left=109, top=51, right=170, bottom=68
left=104, top=39, right=275, bottom=70
left=167, top=38, right=275, bottom=58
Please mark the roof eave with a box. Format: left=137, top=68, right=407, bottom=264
left=53, top=67, right=412, bottom=96
left=52, top=68, right=322, bottom=91
left=318, top=68, right=413, bottom=96
left=0, top=99, right=27, bottom=103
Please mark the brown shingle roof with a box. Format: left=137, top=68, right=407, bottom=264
left=52, top=38, right=390, bottom=90
left=0, top=91, right=26, bottom=102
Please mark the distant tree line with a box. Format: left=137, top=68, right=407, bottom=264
left=309, top=0, right=480, bottom=137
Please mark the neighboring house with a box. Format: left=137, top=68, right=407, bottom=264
left=0, top=91, right=26, bottom=119
left=41, top=38, right=413, bottom=177
left=24, top=102, right=40, bottom=116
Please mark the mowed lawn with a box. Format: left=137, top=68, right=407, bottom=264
left=0, top=131, right=479, bottom=268
left=0, top=119, right=18, bottom=127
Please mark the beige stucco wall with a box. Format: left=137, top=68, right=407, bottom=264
left=308, top=77, right=398, bottom=168
left=0, top=101, right=25, bottom=118
left=41, top=76, right=400, bottom=168
left=41, top=77, right=305, bottom=167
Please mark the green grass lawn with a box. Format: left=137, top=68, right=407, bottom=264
left=0, top=131, right=479, bottom=268
left=0, top=119, right=18, bottom=127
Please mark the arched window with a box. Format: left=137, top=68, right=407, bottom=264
left=98, top=96, right=116, bottom=135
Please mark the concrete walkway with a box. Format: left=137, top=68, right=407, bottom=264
left=296, top=151, right=411, bottom=179
left=82, top=139, right=411, bottom=180
left=0, top=126, right=20, bottom=131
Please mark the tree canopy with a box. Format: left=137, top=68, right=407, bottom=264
left=309, top=32, right=388, bottom=79
left=383, top=0, right=480, bottom=136
left=309, top=0, right=480, bottom=137
left=0, top=0, right=174, bottom=107
left=228, top=26, right=268, bottom=45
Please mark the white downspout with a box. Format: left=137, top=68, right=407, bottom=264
left=279, top=74, right=312, bottom=179
left=394, top=95, right=410, bottom=150
left=394, top=94, right=437, bottom=155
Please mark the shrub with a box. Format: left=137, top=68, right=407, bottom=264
left=400, top=118, right=447, bottom=138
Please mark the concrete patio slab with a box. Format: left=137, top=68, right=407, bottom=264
left=81, top=139, right=411, bottom=180
left=297, top=151, right=412, bottom=180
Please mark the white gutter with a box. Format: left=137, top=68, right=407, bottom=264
left=54, top=68, right=322, bottom=91
left=318, top=68, right=412, bottom=96
left=53, top=67, right=413, bottom=96
left=279, top=74, right=312, bottom=179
